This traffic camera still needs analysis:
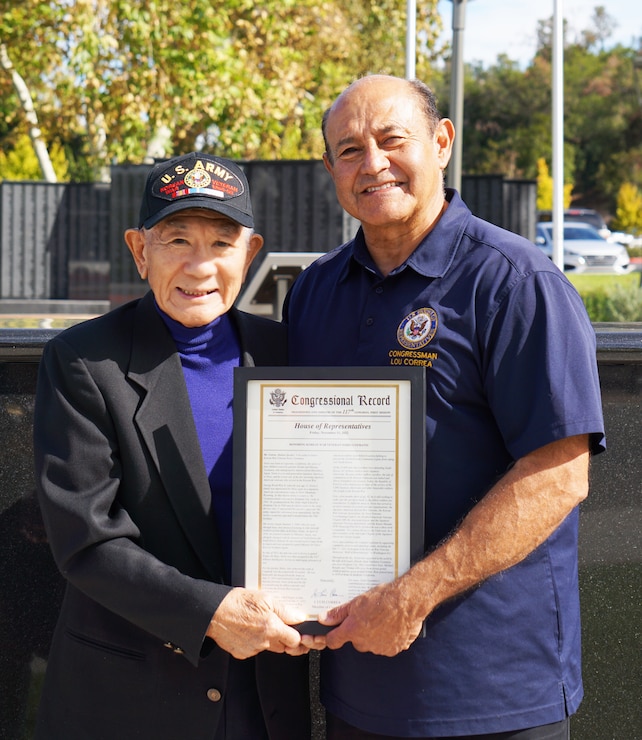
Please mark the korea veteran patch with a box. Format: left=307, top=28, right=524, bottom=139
left=138, top=152, right=254, bottom=229
left=154, top=158, right=245, bottom=202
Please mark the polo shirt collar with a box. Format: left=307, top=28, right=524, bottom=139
left=341, top=189, right=470, bottom=281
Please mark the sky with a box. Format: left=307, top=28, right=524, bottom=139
left=436, top=0, right=642, bottom=68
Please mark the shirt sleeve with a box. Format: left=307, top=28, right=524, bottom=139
left=481, top=269, right=606, bottom=461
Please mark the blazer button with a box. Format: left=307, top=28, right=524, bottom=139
left=162, top=641, right=184, bottom=655
left=207, top=688, right=222, bottom=703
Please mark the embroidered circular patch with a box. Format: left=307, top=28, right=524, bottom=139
left=184, top=168, right=212, bottom=190
left=396, top=307, right=438, bottom=349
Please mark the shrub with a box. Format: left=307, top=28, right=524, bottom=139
left=611, top=183, right=642, bottom=235
left=579, top=280, right=642, bottom=322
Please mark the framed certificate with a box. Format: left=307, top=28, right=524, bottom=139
left=232, top=366, right=425, bottom=633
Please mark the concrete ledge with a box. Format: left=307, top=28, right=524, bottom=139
left=0, top=299, right=110, bottom=315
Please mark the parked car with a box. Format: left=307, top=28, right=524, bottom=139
left=536, top=208, right=637, bottom=247
left=535, top=222, right=631, bottom=274
left=537, top=208, right=610, bottom=239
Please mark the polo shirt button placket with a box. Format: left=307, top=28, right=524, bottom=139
left=366, top=317, right=374, bottom=326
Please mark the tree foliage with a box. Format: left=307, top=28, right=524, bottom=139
left=0, top=0, right=442, bottom=179
left=0, top=132, right=68, bottom=181
left=611, top=182, right=642, bottom=234
left=441, top=6, right=642, bottom=223
left=1, top=0, right=641, bottom=229
left=536, top=157, right=572, bottom=211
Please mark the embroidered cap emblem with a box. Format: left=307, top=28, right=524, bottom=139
left=397, top=307, right=438, bottom=350
left=184, top=168, right=212, bottom=190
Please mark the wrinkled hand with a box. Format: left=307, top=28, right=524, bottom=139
left=206, top=588, right=309, bottom=659
left=319, top=578, right=425, bottom=656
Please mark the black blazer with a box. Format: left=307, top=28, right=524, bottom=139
left=33, top=292, right=310, bottom=740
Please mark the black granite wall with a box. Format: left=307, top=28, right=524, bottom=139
left=1, top=326, right=640, bottom=739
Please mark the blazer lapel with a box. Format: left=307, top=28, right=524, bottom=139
left=127, top=294, right=225, bottom=581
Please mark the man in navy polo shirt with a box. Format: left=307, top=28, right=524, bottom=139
left=285, top=75, right=605, bottom=739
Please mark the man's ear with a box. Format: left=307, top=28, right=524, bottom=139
left=435, top=118, right=456, bottom=171
left=124, top=228, right=148, bottom=280
left=243, top=232, right=264, bottom=280
left=322, top=152, right=334, bottom=180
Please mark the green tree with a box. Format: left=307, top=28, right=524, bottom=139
left=456, top=55, right=551, bottom=180
left=0, top=0, right=443, bottom=179
left=455, top=6, right=641, bottom=221
left=532, top=8, right=642, bottom=213
left=562, top=44, right=640, bottom=209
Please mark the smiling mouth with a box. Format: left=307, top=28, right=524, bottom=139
left=364, top=182, right=400, bottom=193
left=180, top=288, right=215, bottom=297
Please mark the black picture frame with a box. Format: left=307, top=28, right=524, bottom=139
left=232, top=366, right=426, bottom=633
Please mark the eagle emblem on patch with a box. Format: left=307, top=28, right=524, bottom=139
left=184, top=168, right=212, bottom=189
left=397, top=307, right=438, bottom=349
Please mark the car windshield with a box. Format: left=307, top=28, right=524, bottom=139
left=563, top=226, right=604, bottom=241
left=539, top=225, right=604, bottom=241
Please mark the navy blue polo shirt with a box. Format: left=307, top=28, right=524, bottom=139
left=283, top=190, right=605, bottom=737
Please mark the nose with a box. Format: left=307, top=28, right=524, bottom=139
left=362, top=141, right=389, bottom=175
left=183, top=243, right=219, bottom=276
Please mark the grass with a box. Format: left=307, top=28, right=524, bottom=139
left=566, top=271, right=641, bottom=294
left=566, top=271, right=642, bottom=322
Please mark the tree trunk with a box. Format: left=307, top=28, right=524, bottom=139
left=0, top=43, right=58, bottom=183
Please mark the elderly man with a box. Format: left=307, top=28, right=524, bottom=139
left=286, top=75, right=605, bottom=740
left=34, top=153, right=310, bottom=740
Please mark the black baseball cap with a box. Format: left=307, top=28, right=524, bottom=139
left=138, top=152, right=254, bottom=229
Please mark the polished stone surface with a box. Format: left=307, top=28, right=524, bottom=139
left=1, top=326, right=640, bottom=739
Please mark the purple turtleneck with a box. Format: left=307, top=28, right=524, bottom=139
left=158, top=306, right=240, bottom=579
